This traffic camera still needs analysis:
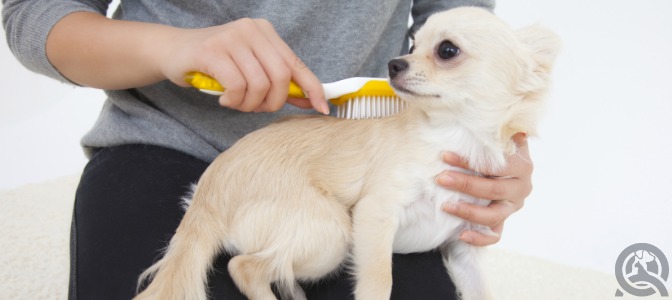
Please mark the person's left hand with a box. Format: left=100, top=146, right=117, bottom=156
left=436, top=133, right=533, bottom=246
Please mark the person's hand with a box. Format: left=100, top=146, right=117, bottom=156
left=160, top=18, right=329, bottom=114
left=436, top=133, right=533, bottom=246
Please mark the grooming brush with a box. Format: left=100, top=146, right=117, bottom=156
left=184, top=72, right=406, bottom=119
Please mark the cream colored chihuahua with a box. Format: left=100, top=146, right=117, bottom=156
left=135, top=7, right=560, bottom=300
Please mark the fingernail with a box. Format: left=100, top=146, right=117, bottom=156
left=442, top=202, right=458, bottom=213
left=321, top=100, right=330, bottom=115
left=219, top=96, right=229, bottom=107
left=441, top=152, right=460, bottom=164
left=437, top=173, right=456, bottom=186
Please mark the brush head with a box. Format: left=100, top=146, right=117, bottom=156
left=335, top=96, right=406, bottom=119
left=326, top=78, right=405, bottom=119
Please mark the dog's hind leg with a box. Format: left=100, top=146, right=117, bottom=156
left=228, top=254, right=302, bottom=300
left=440, top=240, right=494, bottom=300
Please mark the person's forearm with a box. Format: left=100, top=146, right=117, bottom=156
left=45, top=11, right=329, bottom=113
left=46, top=11, right=182, bottom=89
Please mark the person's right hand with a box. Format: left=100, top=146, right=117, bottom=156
left=160, top=18, right=329, bottom=114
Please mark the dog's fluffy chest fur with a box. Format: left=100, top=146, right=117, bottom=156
left=393, top=165, right=485, bottom=254
left=388, top=123, right=493, bottom=254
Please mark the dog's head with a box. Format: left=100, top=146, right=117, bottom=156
left=389, top=7, right=560, bottom=143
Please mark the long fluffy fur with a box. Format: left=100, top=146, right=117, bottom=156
left=134, top=7, right=560, bottom=300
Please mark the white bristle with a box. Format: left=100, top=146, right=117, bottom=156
left=335, top=96, right=406, bottom=120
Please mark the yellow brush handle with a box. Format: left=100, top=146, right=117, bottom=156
left=184, top=72, right=305, bottom=98
left=329, top=80, right=396, bottom=106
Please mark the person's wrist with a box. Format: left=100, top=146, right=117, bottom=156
left=143, top=25, right=190, bottom=86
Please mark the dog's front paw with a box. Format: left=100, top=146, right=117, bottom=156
left=353, top=269, right=393, bottom=300
left=354, top=285, right=392, bottom=300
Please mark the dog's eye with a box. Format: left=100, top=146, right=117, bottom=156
left=437, top=41, right=460, bottom=60
left=409, top=45, right=415, bottom=54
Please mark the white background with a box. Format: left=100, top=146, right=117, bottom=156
left=1, top=0, right=671, bottom=276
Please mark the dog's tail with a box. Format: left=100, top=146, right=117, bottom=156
left=134, top=187, right=225, bottom=300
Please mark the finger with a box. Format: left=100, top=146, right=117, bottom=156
left=442, top=133, right=532, bottom=178
left=507, top=133, right=533, bottom=178
left=253, top=63, right=290, bottom=112
left=248, top=26, right=292, bottom=112
left=255, top=19, right=329, bottom=115
left=512, top=132, right=529, bottom=157
left=441, top=152, right=471, bottom=170
left=289, top=56, right=329, bottom=115
left=437, top=170, right=530, bottom=201
left=488, top=133, right=532, bottom=177
left=208, top=57, right=246, bottom=108
left=460, top=223, right=504, bottom=246
left=229, top=47, right=271, bottom=112
left=442, top=201, right=515, bottom=228
left=285, top=97, right=314, bottom=109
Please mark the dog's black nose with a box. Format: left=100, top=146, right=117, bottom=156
left=388, top=59, right=409, bottom=79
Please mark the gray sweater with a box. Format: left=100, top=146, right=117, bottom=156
left=3, top=0, right=494, bottom=162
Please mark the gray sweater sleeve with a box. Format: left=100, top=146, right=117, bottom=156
left=2, top=0, right=112, bottom=83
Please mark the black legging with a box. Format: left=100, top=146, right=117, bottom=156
left=69, top=144, right=457, bottom=299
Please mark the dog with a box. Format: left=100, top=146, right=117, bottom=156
left=134, top=7, right=560, bottom=300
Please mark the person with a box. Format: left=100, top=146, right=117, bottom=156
left=3, top=0, right=534, bottom=299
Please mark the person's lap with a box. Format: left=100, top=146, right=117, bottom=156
left=70, top=144, right=457, bottom=299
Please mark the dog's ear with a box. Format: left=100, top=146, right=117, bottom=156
left=516, top=24, right=562, bottom=74
left=502, top=25, right=560, bottom=141
left=513, top=25, right=561, bottom=101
